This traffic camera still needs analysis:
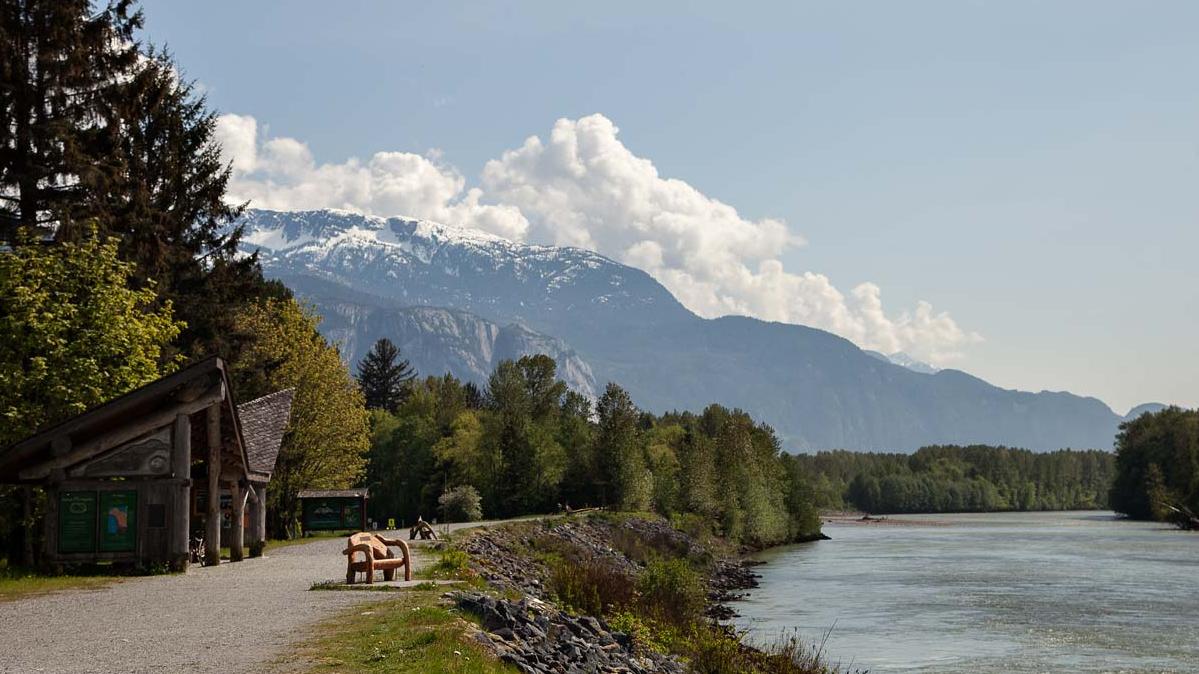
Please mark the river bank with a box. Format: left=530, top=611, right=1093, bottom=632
left=448, top=512, right=834, bottom=673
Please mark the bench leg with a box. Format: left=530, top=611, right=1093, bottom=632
left=384, top=568, right=395, bottom=582
left=366, top=559, right=374, bottom=584
left=347, top=567, right=355, bottom=584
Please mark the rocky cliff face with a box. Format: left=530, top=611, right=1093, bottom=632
left=238, top=208, right=1128, bottom=452
left=311, top=297, right=598, bottom=399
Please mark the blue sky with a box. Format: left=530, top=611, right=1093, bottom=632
left=141, top=1, right=1199, bottom=413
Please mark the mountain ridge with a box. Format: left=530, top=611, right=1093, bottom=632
left=237, top=208, right=1129, bottom=452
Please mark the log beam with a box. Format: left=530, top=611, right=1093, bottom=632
left=169, top=413, right=192, bottom=571
left=250, top=483, right=268, bottom=557
left=204, top=404, right=221, bottom=566
left=20, top=383, right=223, bottom=481
left=228, top=480, right=245, bottom=562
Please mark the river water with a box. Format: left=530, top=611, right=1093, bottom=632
left=733, top=511, right=1199, bottom=673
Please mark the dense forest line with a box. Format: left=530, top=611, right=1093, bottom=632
left=360, top=343, right=822, bottom=547
left=789, top=445, right=1117, bottom=514
left=1109, top=406, right=1198, bottom=528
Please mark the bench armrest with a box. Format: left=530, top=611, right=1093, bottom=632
left=343, top=542, right=374, bottom=560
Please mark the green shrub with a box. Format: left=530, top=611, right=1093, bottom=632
left=636, top=558, right=705, bottom=626
left=671, top=512, right=714, bottom=540
left=438, top=485, right=484, bottom=522
left=547, top=556, right=634, bottom=616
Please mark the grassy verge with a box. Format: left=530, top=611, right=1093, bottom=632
left=0, top=561, right=120, bottom=603
left=273, top=588, right=518, bottom=674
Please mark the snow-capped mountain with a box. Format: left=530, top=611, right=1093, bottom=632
left=865, top=350, right=941, bottom=375
left=238, top=208, right=691, bottom=341
left=238, top=208, right=1129, bottom=452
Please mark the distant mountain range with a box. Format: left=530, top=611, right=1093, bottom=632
left=237, top=208, right=1148, bottom=452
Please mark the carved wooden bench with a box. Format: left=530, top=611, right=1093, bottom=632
left=409, top=517, right=438, bottom=540
left=343, top=532, right=412, bottom=584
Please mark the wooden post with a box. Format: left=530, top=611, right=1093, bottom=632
left=252, top=483, right=268, bottom=556
left=169, top=413, right=191, bottom=571
left=228, top=480, right=245, bottom=562
left=21, top=486, right=35, bottom=568
left=246, top=485, right=261, bottom=557
left=204, top=404, right=221, bottom=566
left=41, top=486, right=58, bottom=572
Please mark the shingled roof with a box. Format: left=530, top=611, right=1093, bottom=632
left=236, top=388, right=294, bottom=478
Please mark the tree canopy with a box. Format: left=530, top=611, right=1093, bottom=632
left=230, top=298, right=370, bottom=537
left=790, top=445, right=1117, bottom=514
left=1109, top=407, right=1198, bottom=521
left=356, top=338, right=415, bottom=412
left=0, top=0, right=281, bottom=360
left=0, top=234, right=181, bottom=447
left=365, top=355, right=824, bottom=547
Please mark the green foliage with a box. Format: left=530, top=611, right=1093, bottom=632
left=547, top=555, right=635, bottom=616
left=791, top=445, right=1118, bottom=515
left=0, top=0, right=279, bottom=360
left=595, top=383, right=649, bottom=511
left=356, top=338, right=415, bottom=412
left=0, top=235, right=182, bottom=447
left=363, top=355, right=822, bottom=546
left=1109, top=407, right=1199, bottom=520
left=438, top=485, right=483, bottom=523
left=636, top=558, right=705, bottom=626
left=230, top=298, right=370, bottom=537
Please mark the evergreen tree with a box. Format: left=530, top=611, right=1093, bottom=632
left=594, top=383, right=647, bottom=510
left=356, top=338, right=415, bottom=412
left=0, top=0, right=280, bottom=358
left=0, top=0, right=141, bottom=237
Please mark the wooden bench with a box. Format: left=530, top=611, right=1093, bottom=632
left=343, top=532, right=412, bottom=584
left=409, top=517, right=438, bottom=540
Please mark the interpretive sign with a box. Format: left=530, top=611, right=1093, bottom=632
left=98, top=490, right=137, bottom=552
left=59, top=491, right=97, bottom=554
left=302, top=497, right=364, bottom=531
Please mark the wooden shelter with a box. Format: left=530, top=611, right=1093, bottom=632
left=298, top=489, right=369, bottom=533
left=0, top=357, right=292, bottom=570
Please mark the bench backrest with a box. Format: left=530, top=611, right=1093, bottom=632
left=346, top=532, right=390, bottom=559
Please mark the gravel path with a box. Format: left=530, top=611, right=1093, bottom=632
left=0, top=519, right=521, bottom=674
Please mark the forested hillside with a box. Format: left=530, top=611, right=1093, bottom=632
left=360, top=349, right=822, bottom=547
left=1109, top=407, right=1198, bottom=527
left=791, top=445, right=1116, bottom=514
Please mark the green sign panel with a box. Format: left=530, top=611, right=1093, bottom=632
left=59, top=491, right=97, bottom=554
left=98, top=490, right=137, bottom=552
left=302, top=497, right=363, bottom=531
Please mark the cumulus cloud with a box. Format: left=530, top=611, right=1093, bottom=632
left=215, top=112, right=980, bottom=364
left=214, top=115, right=529, bottom=240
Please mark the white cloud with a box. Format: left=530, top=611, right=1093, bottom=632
left=215, top=112, right=981, bottom=364
left=214, top=115, right=529, bottom=240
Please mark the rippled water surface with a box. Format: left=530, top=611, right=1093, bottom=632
left=733, top=511, right=1199, bottom=673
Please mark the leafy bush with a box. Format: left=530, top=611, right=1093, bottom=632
left=548, top=556, right=634, bottom=616
left=636, top=558, right=705, bottom=626
left=438, top=485, right=483, bottom=523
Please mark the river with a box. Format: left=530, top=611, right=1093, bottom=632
left=733, top=511, right=1199, bottom=673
